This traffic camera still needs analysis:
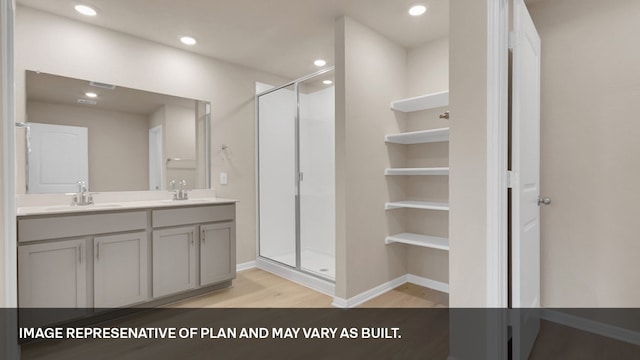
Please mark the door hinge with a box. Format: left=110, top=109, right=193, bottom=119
left=508, top=31, right=517, bottom=50
left=507, top=171, right=514, bottom=188
left=299, top=172, right=304, bottom=182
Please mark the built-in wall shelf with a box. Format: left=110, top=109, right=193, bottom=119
left=385, top=201, right=449, bottom=211
left=390, top=91, right=449, bottom=112
left=385, top=128, right=449, bottom=145
left=385, top=233, right=449, bottom=251
left=384, top=167, right=449, bottom=176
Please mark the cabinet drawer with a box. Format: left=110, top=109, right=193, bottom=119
left=152, top=204, right=235, bottom=228
left=18, top=211, right=147, bottom=242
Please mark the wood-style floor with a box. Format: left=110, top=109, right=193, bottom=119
left=20, top=269, right=640, bottom=359
left=20, top=268, right=450, bottom=360
left=168, top=268, right=449, bottom=308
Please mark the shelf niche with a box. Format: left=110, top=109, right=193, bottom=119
left=385, top=233, right=449, bottom=251
left=385, top=127, right=449, bottom=145
left=384, top=167, right=449, bottom=176
left=390, top=91, right=449, bottom=112
left=385, top=201, right=449, bottom=211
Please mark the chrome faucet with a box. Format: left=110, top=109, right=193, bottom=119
left=72, top=180, right=93, bottom=206
left=170, top=179, right=189, bottom=200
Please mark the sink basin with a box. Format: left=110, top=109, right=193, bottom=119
left=91, top=203, right=123, bottom=208
left=160, top=198, right=210, bottom=204
left=44, top=206, right=73, bottom=211
left=44, top=203, right=123, bottom=211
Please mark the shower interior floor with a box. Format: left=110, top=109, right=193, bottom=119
left=269, top=249, right=335, bottom=280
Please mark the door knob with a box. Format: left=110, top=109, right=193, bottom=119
left=538, top=196, right=551, bottom=206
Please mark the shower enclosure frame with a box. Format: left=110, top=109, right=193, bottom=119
left=255, top=66, right=335, bottom=283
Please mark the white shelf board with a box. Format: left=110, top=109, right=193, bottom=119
left=385, top=201, right=449, bottom=211
left=384, top=167, right=449, bottom=176
left=390, top=91, right=449, bottom=112
left=385, top=233, right=449, bottom=250
left=385, top=128, right=449, bottom=144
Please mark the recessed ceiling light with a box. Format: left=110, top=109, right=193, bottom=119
left=323, top=80, right=333, bottom=85
left=85, top=92, right=97, bottom=98
left=314, top=59, right=327, bottom=67
left=75, top=5, right=97, bottom=16
left=408, top=4, right=428, bottom=16
left=180, top=36, right=197, bottom=45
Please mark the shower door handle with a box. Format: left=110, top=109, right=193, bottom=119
left=299, top=172, right=304, bottom=182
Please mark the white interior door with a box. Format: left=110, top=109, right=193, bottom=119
left=27, top=122, right=88, bottom=193
left=511, top=0, right=541, bottom=358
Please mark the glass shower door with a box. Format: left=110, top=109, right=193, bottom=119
left=298, top=73, right=335, bottom=280
left=257, top=85, right=297, bottom=267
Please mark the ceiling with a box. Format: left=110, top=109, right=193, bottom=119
left=16, top=0, right=450, bottom=79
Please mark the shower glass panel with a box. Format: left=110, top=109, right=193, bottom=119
left=299, top=75, right=335, bottom=280
left=257, top=68, right=335, bottom=282
left=257, top=84, right=297, bottom=267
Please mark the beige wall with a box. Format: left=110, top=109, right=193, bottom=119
left=449, top=0, right=489, bottom=307
left=407, top=37, right=450, bottom=97
left=15, top=6, right=288, bottom=265
left=335, top=17, right=407, bottom=299
left=25, top=101, right=149, bottom=192
left=529, top=0, right=640, bottom=307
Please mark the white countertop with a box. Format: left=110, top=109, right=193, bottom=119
left=16, top=190, right=238, bottom=217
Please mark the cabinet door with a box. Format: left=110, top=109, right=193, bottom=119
left=152, top=226, right=197, bottom=298
left=19, top=239, right=87, bottom=308
left=94, top=231, right=148, bottom=308
left=200, top=222, right=236, bottom=286
left=18, top=239, right=87, bottom=326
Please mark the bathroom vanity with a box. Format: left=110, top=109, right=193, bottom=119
left=17, top=195, right=236, bottom=326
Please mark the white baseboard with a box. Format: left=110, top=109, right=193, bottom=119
left=332, top=274, right=449, bottom=308
left=256, top=258, right=335, bottom=297
left=332, top=276, right=407, bottom=308
left=236, top=260, right=257, bottom=272
left=542, top=309, right=640, bottom=346
left=407, top=274, right=449, bottom=294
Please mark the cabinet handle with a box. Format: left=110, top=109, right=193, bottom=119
left=78, top=244, right=82, bottom=263
left=191, top=233, right=194, bottom=246
left=96, top=241, right=100, bottom=260
left=201, top=230, right=205, bottom=243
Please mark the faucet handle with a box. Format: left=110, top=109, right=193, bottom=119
left=169, top=180, right=176, bottom=191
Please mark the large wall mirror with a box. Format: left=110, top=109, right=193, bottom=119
left=18, top=70, right=211, bottom=194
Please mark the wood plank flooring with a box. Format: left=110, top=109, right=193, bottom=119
left=168, top=268, right=449, bottom=308
left=20, top=268, right=450, bottom=359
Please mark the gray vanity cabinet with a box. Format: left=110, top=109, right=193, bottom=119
left=152, top=226, right=198, bottom=298
left=18, top=238, right=89, bottom=326
left=151, top=204, right=236, bottom=298
left=200, top=222, right=236, bottom=286
left=94, top=231, right=148, bottom=308
left=18, top=210, right=148, bottom=313
left=18, top=238, right=88, bottom=309
left=18, top=202, right=236, bottom=319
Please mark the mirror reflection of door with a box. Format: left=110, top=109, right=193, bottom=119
left=149, top=125, right=163, bottom=190
left=27, top=122, right=89, bottom=193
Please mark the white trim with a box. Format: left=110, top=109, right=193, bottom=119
left=236, top=260, right=257, bottom=272
left=407, top=274, right=449, bottom=294
left=2, top=1, right=18, bottom=359
left=486, top=0, right=510, bottom=309
left=332, top=275, right=406, bottom=308
left=542, top=309, right=640, bottom=347
left=256, top=257, right=335, bottom=297
left=486, top=1, right=510, bottom=360
left=332, top=274, right=449, bottom=308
